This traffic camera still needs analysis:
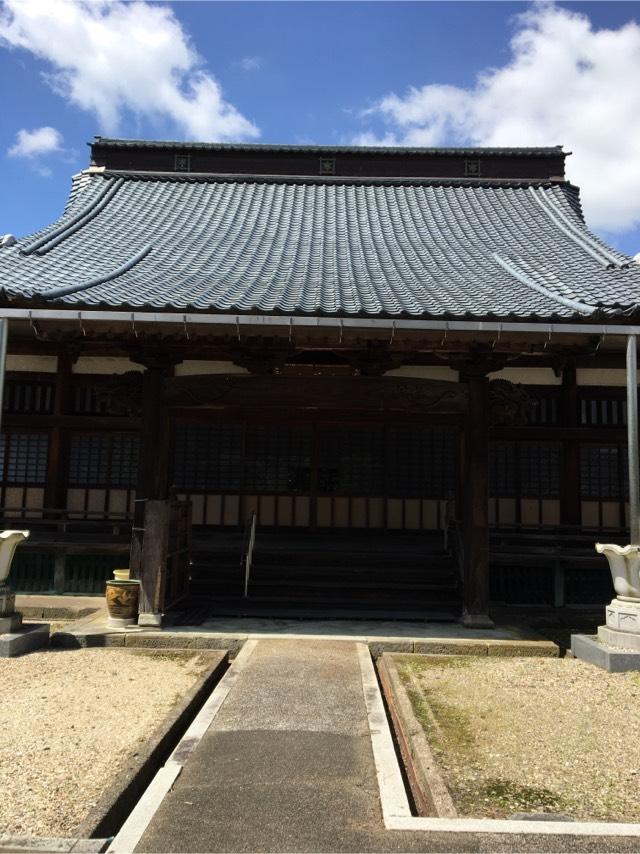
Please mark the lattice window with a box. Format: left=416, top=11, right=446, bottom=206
left=490, top=442, right=560, bottom=497
left=0, top=433, right=49, bottom=483
left=109, top=435, right=140, bottom=487
left=519, top=442, right=560, bottom=497
left=317, top=427, right=386, bottom=495
left=245, top=426, right=312, bottom=493
left=3, top=380, right=54, bottom=415
left=580, top=445, right=628, bottom=499
left=386, top=426, right=455, bottom=498
left=490, top=442, right=517, bottom=496
left=69, top=434, right=139, bottom=487
left=173, top=422, right=244, bottom=492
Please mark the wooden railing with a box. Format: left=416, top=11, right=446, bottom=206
left=0, top=507, right=132, bottom=537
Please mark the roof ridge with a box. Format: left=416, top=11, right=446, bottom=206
left=99, top=169, right=563, bottom=190
left=92, top=136, right=567, bottom=157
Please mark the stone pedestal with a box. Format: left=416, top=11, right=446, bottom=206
left=0, top=582, right=15, bottom=617
left=572, top=543, right=640, bottom=671
left=0, top=530, right=49, bottom=657
left=0, top=582, right=20, bottom=633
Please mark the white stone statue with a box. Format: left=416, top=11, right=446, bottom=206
left=0, top=530, right=30, bottom=632
left=595, top=543, right=640, bottom=599
left=595, top=543, right=640, bottom=650
left=0, top=530, right=29, bottom=585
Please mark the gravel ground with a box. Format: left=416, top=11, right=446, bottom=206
left=0, top=648, right=213, bottom=837
left=396, top=655, right=640, bottom=823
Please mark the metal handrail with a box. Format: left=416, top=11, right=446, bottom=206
left=241, top=510, right=257, bottom=598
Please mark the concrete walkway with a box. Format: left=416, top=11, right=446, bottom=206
left=125, top=639, right=639, bottom=854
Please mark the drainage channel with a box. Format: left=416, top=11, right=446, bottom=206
left=369, top=652, right=420, bottom=816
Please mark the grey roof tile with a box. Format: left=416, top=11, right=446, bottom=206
left=0, top=171, right=639, bottom=320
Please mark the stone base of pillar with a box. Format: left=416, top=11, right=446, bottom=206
left=107, top=616, right=136, bottom=629
left=461, top=612, right=495, bottom=629
left=138, top=612, right=163, bottom=628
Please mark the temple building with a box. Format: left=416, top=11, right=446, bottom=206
left=0, top=137, right=639, bottom=627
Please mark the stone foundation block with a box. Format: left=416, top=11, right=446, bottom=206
left=0, top=623, right=49, bottom=657
left=413, top=640, right=488, bottom=656
left=486, top=639, right=559, bottom=657
left=571, top=633, right=640, bottom=672
left=125, top=632, right=200, bottom=649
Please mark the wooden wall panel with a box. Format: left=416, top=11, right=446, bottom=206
left=520, top=498, right=540, bottom=526
left=222, top=495, right=240, bottom=526
left=421, top=499, right=438, bottom=530
left=350, top=497, right=367, bottom=528
left=581, top=501, right=600, bottom=527
left=404, top=499, right=421, bottom=530
left=369, top=498, right=384, bottom=528
left=259, top=495, right=276, bottom=526
left=294, top=496, right=310, bottom=527
left=387, top=498, right=403, bottom=530
left=601, top=501, right=620, bottom=528
left=541, top=499, right=560, bottom=526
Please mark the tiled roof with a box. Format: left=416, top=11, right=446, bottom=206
left=93, top=136, right=566, bottom=158
left=1, top=170, right=639, bottom=320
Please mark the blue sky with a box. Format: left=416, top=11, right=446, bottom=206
left=1, top=1, right=640, bottom=256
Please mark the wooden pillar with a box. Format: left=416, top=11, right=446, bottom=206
left=460, top=367, right=493, bottom=627
left=130, top=351, right=180, bottom=626
left=560, top=360, right=581, bottom=526
left=134, top=358, right=175, bottom=501
left=136, top=499, right=171, bottom=625
left=44, top=350, right=73, bottom=511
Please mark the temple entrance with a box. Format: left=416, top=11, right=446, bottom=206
left=170, top=414, right=461, bottom=619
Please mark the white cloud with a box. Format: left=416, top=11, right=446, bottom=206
left=0, top=0, right=259, bottom=142
left=355, top=3, right=640, bottom=233
left=235, top=56, right=262, bottom=72
left=8, top=125, right=62, bottom=158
